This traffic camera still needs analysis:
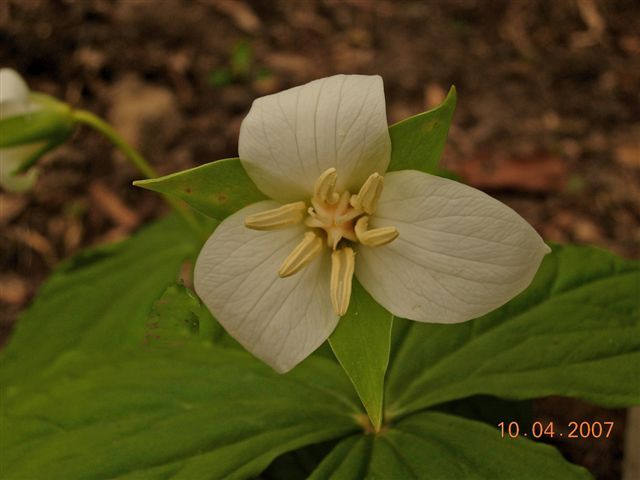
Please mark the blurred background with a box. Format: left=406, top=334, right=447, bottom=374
left=1, top=1, right=638, bottom=478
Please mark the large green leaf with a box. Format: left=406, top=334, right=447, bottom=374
left=387, top=86, right=456, bottom=173
left=385, top=245, right=640, bottom=418
left=0, top=238, right=362, bottom=479
left=134, top=158, right=267, bottom=221
left=0, top=215, right=198, bottom=385
left=329, top=280, right=393, bottom=432
left=0, top=348, right=360, bottom=479
left=309, top=411, right=589, bottom=479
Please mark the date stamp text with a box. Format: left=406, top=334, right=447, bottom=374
left=498, top=421, right=614, bottom=439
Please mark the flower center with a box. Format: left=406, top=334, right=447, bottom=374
left=244, top=168, right=399, bottom=315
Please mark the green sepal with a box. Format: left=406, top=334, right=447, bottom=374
left=0, top=94, right=74, bottom=148
left=134, top=158, right=267, bottom=221
left=387, top=86, right=457, bottom=173
left=11, top=137, right=63, bottom=174
left=329, top=279, right=393, bottom=432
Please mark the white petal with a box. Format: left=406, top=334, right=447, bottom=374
left=0, top=68, right=29, bottom=104
left=0, top=69, right=33, bottom=120
left=239, top=74, right=391, bottom=202
left=0, top=144, right=40, bottom=192
left=356, top=170, right=550, bottom=323
left=194, top=201, right=338, bottom=373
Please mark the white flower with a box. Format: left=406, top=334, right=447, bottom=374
left=0, top=68, right=40, bottom=192
left=194, top=74, right=550, bottom=373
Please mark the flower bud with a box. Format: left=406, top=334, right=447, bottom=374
left=0, top=68, right=74, bottom=192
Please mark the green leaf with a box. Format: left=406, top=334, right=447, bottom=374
left=1, top=348, right=361, bottom=479
left=0, top=217, right=362, bottom=479
left=387, top=86, right=456, bottom=173
left=385, top=245, right=640, bottom=418
left=309, top=411, right=590, bottom=479
left=308, top=435, right=370, bottom=480
left=134, top=158, right=267, bottom=221
left=0, top=215, right=198, bottom=385
left=329, top=280, right=393, bottom=432
left=262, top=440, right=335, bottom=479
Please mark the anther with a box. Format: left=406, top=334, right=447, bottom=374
left=278, top=231, right=323, bottom=277
left=355, top=216, right=399, bottom=247
left=245, top=201, right=307, bottom=230
left=330, top=247, right=355, bottom=315
left=350, top=173, right=384, bottom=214
left=313, top=168, right=340, bottom=205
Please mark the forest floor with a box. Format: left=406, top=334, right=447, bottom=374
left=1, top=1, right=639, bottom=478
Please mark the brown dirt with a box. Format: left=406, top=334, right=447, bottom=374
left=1, top=1, right=638, bottom=478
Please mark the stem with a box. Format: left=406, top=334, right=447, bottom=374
left=72, top=109, right=200, bottom=232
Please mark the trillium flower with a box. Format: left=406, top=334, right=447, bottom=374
left=194, top=74, right=550, bottom=373
left=0, top=68, right=40, bottom=192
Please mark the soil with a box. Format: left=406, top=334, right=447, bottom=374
left=1, top=1, right=638, bottom=478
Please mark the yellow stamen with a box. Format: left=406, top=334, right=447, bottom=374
left=313, top=167, right=340, bottom=205
left=245, top=201, right=307, bottom=230
left=354, top=216, right=399, bottom=247
left=350, top=172, right=384, bottom=214
left=278, top=231, right=323, bottom=277
left=330, top=247, right=355, bottom=315
left=304, top=215, right=326, bottom=229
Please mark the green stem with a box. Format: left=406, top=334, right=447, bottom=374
left=72, top=109, right=200, bottom=232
